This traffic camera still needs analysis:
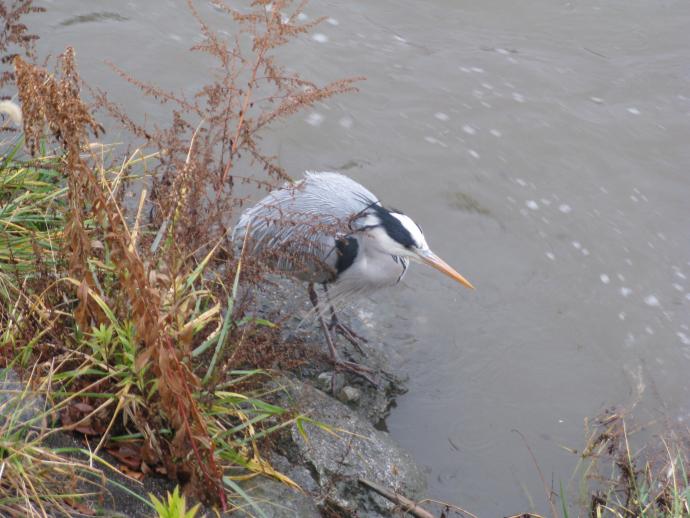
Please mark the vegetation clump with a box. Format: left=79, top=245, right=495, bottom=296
left=0, top=0, right=359, bottom=514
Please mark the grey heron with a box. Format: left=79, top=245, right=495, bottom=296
left=233, top=171, right=473, bottom=386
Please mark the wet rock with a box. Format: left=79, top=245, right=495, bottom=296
left=231, top=477, right=320, bottom=518
left=338, top=385, right=361, bottom=404
left=0, top=368, right=46, bottom=431
left=275, top=377, right=426, bottom=516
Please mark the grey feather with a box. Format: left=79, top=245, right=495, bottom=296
left=233, top=171, right=408, bottom=305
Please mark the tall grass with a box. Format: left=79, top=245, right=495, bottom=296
left=0, top=0, right=357, bottom=513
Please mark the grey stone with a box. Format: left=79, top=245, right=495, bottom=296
left=230, top=477, right=320, bottom=517
left=316, top=371, right=334, bottom=391
left=338, top=385, right=362, bottom=404
left=279, top=378, right=426, bottom=516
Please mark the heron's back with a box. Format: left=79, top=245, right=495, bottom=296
left=233, top=172, right=378, bottom=283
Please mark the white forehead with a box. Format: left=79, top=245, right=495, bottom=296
left=391, top=212, right=428, bottom=249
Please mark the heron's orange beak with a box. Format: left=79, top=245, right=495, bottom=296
left=419, top=250, right=475, bottom=290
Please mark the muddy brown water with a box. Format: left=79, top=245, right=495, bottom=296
left=31, top=0, right=690, bottom=515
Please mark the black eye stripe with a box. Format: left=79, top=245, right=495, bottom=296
left=369, top=205, right=416, bottom=248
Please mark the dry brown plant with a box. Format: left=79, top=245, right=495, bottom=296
left=98, top=0, right=362, bottom=260
left=0, top=0, right=43, bottom=89
left=6, top=0, right=364, bottom=509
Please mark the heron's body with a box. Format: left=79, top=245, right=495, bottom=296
left=233, top=171, right=473, bottom=387
left=233, top=172, right=410, bottom=300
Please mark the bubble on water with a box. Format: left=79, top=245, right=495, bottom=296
left=558, top=204, right=572, bottom=214
left=673, top=283, right=684, bottom=292
left=572, top=241, right=581, bottom=249
left=590, top=96, right=604, bottom=104
left=678, top=332, right=690, bottom=346
left=425, top=136, right=447, bottom=147
left=600, top=274, right=610, bottom=284
left=620, top=287, right=632, bottom=297
left=619, top=312, right=626, bottom=321
left=625, top=332, right=636, bottom=346
left=627, top=107, right=641, bottom=115
left=644, top=295, right=660, bottom=307
left=312, top=33, right=328, bottom=43
left=471, top=67, right=485, bottom=73
left=468, top=149, right=480, bottom=159
left=546, top=252, right=555, bottom=260
left=326, top=17, right=339, bottom=26
left=645, top=326, right=654, bottom=335
left=526, top=200, right=539, bottom=210
left=305, top=112, right=324, bottom=126
left=339, top=117, right=353, bottom=129
left=512, top=92, right=526, bottom=103
left=515, top=178, right=527, bottom=187
left=462, top=124, right=476, bottom=135
left=490, top=129, right=502, bottom=137
left=434, top=112, right=449, bottom=121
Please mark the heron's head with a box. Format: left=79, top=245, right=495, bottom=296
left=356, top=205, right=474, bottom=290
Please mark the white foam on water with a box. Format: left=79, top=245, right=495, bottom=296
left=512, top=92, right=525, bottom=103
left=590, top=96, right=604, bottom=104
left=678, top=332, right=690, bottom=346
left=468, top=149, right=480, bottom=159
left=619, top=312, right=626, bottom=321
left=471, top=67, right=485, bottom=73
left=600, top=274, right=610, bottom=284
left=620, top=287, right=632, bottom=297
left=558, top=204, right=572, bottom=213
left=526, top=200, right=539, bottom=210
left=546, top=252, right=555, bottom=260
left=434, top=112, right=449, bottom=121
left=627, top=107, right=641, bottom=115
left=312, top=33, right=328, bottom=43
left=572, top=241, right=581, bottom=249
left=326, top=17, right=339, bottom=26
left=582, top=248, right=590, bottom=256
left=339, top=117, right=353, bottom=129
left=305, top=112, right=324, bottom=126
left=490, top=129, right=502, bottom=137
left=515, top=178, right=527, bottom=187
left=673, top=283, right=684, bottom=292
left=462, top=124, right=476, bottom=135
left=644, top=295, right=660, bottom=307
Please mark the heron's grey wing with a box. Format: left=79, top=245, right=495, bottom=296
left=232, top=172, right=378, bottom=282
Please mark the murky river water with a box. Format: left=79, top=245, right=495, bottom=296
left=31, top=0, right=690, bottom=515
